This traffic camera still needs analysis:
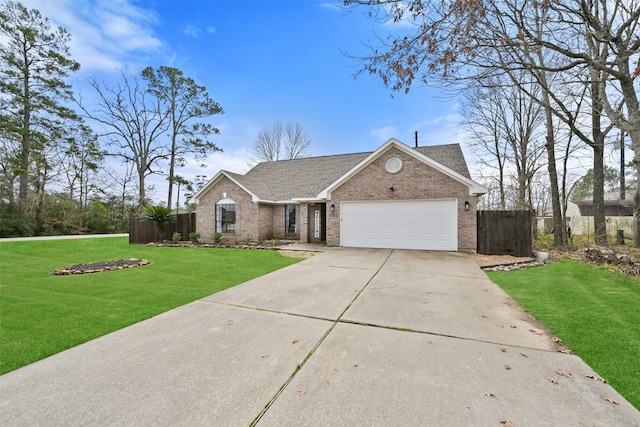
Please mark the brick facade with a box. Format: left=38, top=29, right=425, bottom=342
left=326, top=147, right=477, bottom=251
left=196, top=145, right=479, bottom=250
left=195, top=176, right=257, bottom=242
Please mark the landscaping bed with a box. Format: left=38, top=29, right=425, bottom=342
left=51, top=259, right=150, bottom=275
left=146, top=239, right=298, bottom=250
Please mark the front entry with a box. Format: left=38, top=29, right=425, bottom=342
left=307, top=203, right=326, bottom=243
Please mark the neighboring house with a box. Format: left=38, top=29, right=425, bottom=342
left=538, top=192, right=634, bottom=238
left=573, top=192, right=634, bottom=238
left=192, top=138, right=487, bottom=251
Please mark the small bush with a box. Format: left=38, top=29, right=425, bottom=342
left=172, top=232, right=181, bottom=243
left=214, top=232, right=222, bottom=243
left=189, top=232, right=201, bottom=243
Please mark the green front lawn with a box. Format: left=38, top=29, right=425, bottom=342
left=0, top=237, right=301, bottom=375
left=488, top=259, right=640, bottom=410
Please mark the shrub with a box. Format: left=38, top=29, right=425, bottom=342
left=141, top=206, right=176, bottom=241
left=172, top=232, right=181, bottom=243
left=214, top=232, right=222, bottom=243
left=189, top=232, right=201, bottom=243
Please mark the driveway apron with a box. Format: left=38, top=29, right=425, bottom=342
left=1, top=248, right=638, bottom=426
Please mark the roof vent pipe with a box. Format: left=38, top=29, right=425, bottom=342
left=415, top=131, right=418, bottom=148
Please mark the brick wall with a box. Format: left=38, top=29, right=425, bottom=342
left=195, top=176, right=257, bottom=242
left=327, top=147, right=478, bottom=251
left=257, top=204, right=274, bottom=240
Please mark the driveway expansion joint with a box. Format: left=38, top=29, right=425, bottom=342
left=248, top=249, right=395, bottom=425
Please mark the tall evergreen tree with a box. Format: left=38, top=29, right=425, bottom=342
left=0, top=1, right=80, bottom=216
left=141, top=66, right=223, bottom=209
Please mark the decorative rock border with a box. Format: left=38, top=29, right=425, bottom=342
left=583, top=246, right=640, bottom=275
left=51, top=259, right=151, bottom=275
left=482, top=260, right=545, bottom=272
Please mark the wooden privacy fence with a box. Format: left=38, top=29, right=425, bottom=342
left=477, top=210, right=532, bottom=257
left=129, top=212, right=196, bottom=244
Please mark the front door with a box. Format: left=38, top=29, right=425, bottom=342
left=307, top=203, right=326, bottom=243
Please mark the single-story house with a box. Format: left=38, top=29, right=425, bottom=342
left=192, top=138, right=487, bottom=251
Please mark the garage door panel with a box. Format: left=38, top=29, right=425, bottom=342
left=341, top=200, right=457, bottom=251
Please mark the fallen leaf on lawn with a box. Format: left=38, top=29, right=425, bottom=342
left=559, top=348, right=573, bottom=354
left=520, top=352, right=528, bottom=358
left=556, top=369, right=572, bottom=378
left=552, top=337, right=563, bottom=343
left=504, top=364, right=511, bottom=370
left=548, top=377, right=558, bottom=384
left=298, top=387, right=307, bottom=395
left=500, top=348, right=507, bottom=353
left=605, top=397, right=619, bottom=405
left=585, top=373, right=607, bottom=383
left=499, top=418, right=515, bottom=427
left=484, top=392, right=498, bottom=399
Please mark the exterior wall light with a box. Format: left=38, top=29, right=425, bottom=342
left=330, top=204, right=335, bottom=216
left=389, top=186, right=395, bottom=192
left=464, top=201, right=470, bottom=211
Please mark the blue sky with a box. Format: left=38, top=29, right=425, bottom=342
left=24, top=0, right=470, bottom=201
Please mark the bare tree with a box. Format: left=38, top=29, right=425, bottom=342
left=77, top=72, right=169, bottom=207
left=344, top=0, right=639, bottom=246
left=251, top=122, right=311, bottom=162
left=462, top=86, right=509, bottom=209
left=462, top=75, right=546, bottom=210
left=283, top=122, right=312, bottom=159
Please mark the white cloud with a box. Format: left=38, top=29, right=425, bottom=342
left=206, top=26, right=217, bottom=34
left=370, top=125, right=397, bottom=141
left=319, top=2, right=344, bottom=12
left=19, top=0, right=170, bottom=74
left=182, top=24, right=203, bottom=38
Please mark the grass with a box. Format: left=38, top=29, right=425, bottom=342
left=0, top=237, right=301, bottom=375
left=487, top=259, right=640, bottom=409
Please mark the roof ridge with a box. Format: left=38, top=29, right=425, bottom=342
left=251, top=143, right=463, bottom=167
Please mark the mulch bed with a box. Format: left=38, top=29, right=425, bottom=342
left=146, top=240, right=298, bottom=250
left=51, top=259, right=151, bottom=275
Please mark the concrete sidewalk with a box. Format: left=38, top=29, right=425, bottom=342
left=1, top=248, right=638, bottom=426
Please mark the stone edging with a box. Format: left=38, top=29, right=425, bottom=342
left=51, top=259, right=151, bottom=275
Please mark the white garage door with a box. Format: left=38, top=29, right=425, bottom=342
left=341, top=199, right=458, bottom=251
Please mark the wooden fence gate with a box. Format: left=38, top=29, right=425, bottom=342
left=129, top=212, right=196, bottom=244
left=477, top=210, right=532, bottom=257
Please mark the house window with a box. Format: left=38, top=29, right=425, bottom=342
left=216, top=199, right=236, bottom=234
left=285, top=204, right=297, bottom=234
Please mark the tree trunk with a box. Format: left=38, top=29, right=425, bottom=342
left=166, top=100, right=177, bottom=209
left=18, top=58, right=30, bottom=216
left=612, top=41, right=640, bottom=247
left=138, top=168, right=146, bottom=207
left=592, top=143, right=607, bottom=245
left=537, top=66, right=566, bottom=247
left=166, top=133, right=176, bottom=209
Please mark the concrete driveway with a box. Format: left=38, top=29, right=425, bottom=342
left=1, top=248, right=638, bottom=426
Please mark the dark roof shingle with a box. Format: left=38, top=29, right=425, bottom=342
left=230, top=143, right=470, bottom=201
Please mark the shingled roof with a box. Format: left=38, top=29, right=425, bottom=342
left=222, top=143, right=472, bottom=202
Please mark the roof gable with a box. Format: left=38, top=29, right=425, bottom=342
left=191, top=170, right=261, bottom=204
left=192, top=138, right=486, bottom=204
left=318, top=138, right=486, bottom=198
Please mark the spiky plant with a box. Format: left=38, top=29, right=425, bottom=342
left=141, top=206, right=176, bottom=241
